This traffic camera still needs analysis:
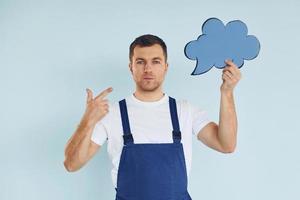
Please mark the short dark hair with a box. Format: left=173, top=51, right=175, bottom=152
left=129, top=34, right=167, bottom=62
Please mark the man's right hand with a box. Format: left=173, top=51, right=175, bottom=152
left=63, top=87, right=112, bottom=172
left=81, top=87, right=113, bottom=127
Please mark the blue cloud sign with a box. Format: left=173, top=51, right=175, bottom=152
left=184, top=18, right=260, bottom=75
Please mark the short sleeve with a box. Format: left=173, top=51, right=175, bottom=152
left=91, top=121, right=108, bottom=146
left=189, top=103, right=211, bottom=136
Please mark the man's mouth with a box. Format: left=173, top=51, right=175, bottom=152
left=143, top=77, right=154, bottom=80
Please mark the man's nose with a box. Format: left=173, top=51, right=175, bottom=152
left=144, top=63, right=152, bottom=72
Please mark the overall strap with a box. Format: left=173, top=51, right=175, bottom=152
left=168, top=97, right=182, bottom=143
left=119, top=99, right=134, bottom=145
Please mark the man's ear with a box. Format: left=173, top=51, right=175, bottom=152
left=165, top=62, right=169, bottom=72
left=129, top=62, right=133, bottom=74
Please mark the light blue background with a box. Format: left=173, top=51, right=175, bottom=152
left=1, top=0, right=299, bottom=199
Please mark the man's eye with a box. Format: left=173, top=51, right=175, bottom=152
left=137, top=61, right=144, bottom=64
left=153, top=60, right=160, bottom=64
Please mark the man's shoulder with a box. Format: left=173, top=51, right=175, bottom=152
left=170, top=96, right=190, bottom=107
left=172, top=97, right=206, bottom=113
left=166, top=96, right=191, bottom=114
left=108, top=100, right=121, bottom=111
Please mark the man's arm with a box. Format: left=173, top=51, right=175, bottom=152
left=197, top=91, right=237, bottom=153
left=64, top=120, right=101, bottom=172
left=197, top=60, right=241, bottom=153
left=64, top=87, right=112, bottom=172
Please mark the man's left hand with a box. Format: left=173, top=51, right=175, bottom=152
left=220, top=60, right=242, bottom=93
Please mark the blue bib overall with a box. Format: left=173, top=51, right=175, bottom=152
left=115, top=96, right=192, bottom=200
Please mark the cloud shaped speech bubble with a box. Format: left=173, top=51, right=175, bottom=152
left=184, top=18, right=260, bottom=75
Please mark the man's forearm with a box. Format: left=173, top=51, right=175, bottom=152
left=64, top=119, right=95, bottom=170
left=217, top=90, right=238, bottom=152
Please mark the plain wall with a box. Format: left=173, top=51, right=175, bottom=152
left=1, top=0, right=299, bottom=199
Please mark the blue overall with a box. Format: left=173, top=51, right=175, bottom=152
left=115, top=96, right=192, bottom=200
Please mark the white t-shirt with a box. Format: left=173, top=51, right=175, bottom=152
left=91, top=93, right=211, bottom=188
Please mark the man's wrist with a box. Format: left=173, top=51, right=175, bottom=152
left=78, top=118, right=96, bottom=130
left=220, top=88, right=234, bottom=97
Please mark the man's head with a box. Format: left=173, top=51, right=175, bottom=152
left=129, top=34, right=169, bottom=92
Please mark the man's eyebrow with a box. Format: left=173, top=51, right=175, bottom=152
left=152, top=57, right=162, bottom=60
left=135, top=58, right=145, bottom=61
left=135, top=57, right=162, bottom=61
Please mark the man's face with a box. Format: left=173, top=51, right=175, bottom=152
left=129, top=44, right=168, bottom=92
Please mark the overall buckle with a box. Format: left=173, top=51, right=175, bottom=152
left=172, top=130, right=181, bottom=140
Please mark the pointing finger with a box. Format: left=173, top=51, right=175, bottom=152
left=95, top=87, right=113, bottom=100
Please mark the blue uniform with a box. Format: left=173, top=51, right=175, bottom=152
left=115, top=96, right=192, bottom=200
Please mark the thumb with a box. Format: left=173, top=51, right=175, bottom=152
left=86, top=88, right=93, bottom=104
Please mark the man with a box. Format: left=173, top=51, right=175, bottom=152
left=64, top=34, right=241, bottom=199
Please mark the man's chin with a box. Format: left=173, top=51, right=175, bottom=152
left=140, top=84, right=160, bottom=92
left=141, top=87, right=158, bottom=92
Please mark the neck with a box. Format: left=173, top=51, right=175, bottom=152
left=133, top=87, right=165, bottom=102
